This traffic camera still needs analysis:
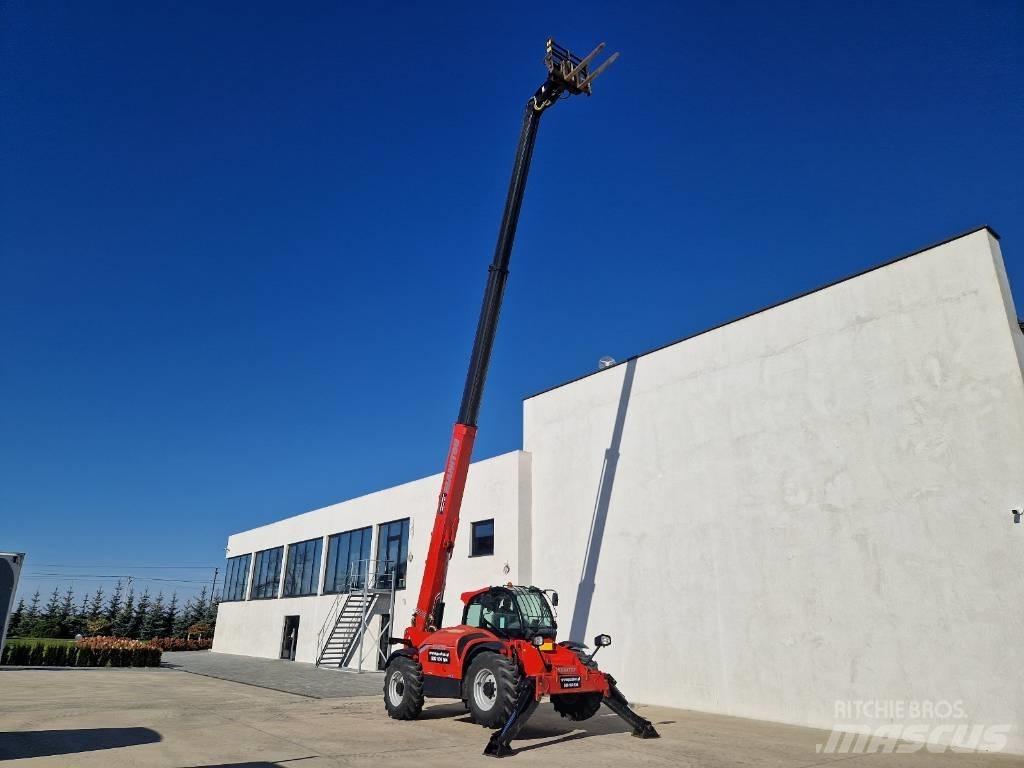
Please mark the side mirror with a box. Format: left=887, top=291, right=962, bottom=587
left=593, top=634, right=612, bottom=648
left=551, top=591, right=559, bottom=607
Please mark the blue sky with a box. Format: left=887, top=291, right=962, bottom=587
left=2, top=1, right=1021, bottom=603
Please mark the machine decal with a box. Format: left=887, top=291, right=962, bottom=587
left=559, top=675, right=582, bottom=689
left=427, top=648, right=451, bottom=664
left=456, top=632, right=487, bottom=658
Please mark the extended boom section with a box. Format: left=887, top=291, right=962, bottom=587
left=407, top=38, right=616, bottom=643
left=385, top=40, right=657, bottom=759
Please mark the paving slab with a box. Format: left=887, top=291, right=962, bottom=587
left=0, top=666, right=1021, bottom=768
left=162, top=650, right=385, bottom=698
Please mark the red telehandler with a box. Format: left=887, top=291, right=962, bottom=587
left=383, top=40, right=660, bottom=757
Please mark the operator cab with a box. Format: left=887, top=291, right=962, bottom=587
left=461, top=585, right=557, bottom=640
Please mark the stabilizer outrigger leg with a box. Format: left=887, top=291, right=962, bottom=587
left=484, top=679, right=540, bottom=758
left=603, top=677, right=661, bottom=739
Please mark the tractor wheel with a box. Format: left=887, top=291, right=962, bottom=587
left=552, top=692, right=603, bottom=721
left=463, top=651, right=521, bottom=728
left=383, top=656, right=424, bottom=720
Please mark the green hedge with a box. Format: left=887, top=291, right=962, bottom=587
left=1, top=642, right=161, bottom=668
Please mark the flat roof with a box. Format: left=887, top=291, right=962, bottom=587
left=524, top=225, right=1001, bottom=401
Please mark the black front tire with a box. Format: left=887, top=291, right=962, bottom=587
left=384, top=656, right=424, bottom=720
left=463, top=651, right=520, bottom=728
left=552, top=692, right=603, bottom=721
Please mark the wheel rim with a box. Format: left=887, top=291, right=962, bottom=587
left=472, top=669, right=498, bottom=711
left=388, top=670, right=405, bottom=706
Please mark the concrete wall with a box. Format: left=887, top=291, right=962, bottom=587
left=213, top=451, right=530, bottom=666
left=524, top=229, right=1024, bottom=752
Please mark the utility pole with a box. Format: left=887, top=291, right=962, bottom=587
left=210, top=567, right=219, bottom=602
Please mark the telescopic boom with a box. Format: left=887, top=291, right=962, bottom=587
left=406, top=40, right=618, bottom=643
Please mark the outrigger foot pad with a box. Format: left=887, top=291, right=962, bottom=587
left=484, top=679, right=540, bottom=758
left=603, top=678, right=661, bottom=739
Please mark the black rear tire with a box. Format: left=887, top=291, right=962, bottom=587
left=552, top=692, right=603, bottom=721
left=463, top=651, right=520, bottom=728
left=384, top=656, right=424, bottom=720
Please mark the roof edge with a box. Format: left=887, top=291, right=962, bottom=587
left=524, top=225, right=1000, bottom=401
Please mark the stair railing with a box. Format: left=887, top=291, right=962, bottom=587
left=316, top=558, right=399, bottom=670
left=315, top=589, right=345, bottom=667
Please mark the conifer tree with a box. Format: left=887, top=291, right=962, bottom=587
left=57, top=586, right=77, bottom=637
left=35, top=588, right=62, bottom=637
left=106, top=580, right=124, bottom=621
left=22, top=591, right=41, bottom=636
left=112, top=589, right=135, bottom=637
left=203, top=596, right=219, bottom=631
left=189, top=587, right=209, bottom=626
left=6, top=598, right=25, bottom=637
left=87, top=587, right=105, bottom=620
left=75, top=593, right=90, bottom=634
left=128, top=589, right=150, bottom=639
left=163, top=593, right=179, bottom=638
left=141, top=592, right=164, bottom=640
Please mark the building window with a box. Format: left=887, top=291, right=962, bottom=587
left=324, top=526, right=372, bottom=593
left=376, top=518, right=409, bottom=590
left=283, top=538, right=323, bottom=597
left=250, top=546, right=283, bottom=600
left=222, top=554, right=251, bottom=602
left=470, top=519, right=494, bottom=557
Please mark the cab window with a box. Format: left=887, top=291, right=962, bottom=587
left=464, top=591, right=521, bottom=634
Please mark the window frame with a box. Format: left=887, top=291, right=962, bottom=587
left=222, top=553, right=251, bottom=602
left=323, top=526, right=373, bottom=594
left=283, top=537, right=323, bottom=598
left=250, top=546, right=284, bottom=600
left=376, top=518, right=410, bottom=590
left=470, top=519, right=495, bottom=558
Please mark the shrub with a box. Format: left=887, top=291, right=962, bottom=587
left=186, top=622, right=213, bottom=639
left=148, top=637, right=212, bottom=652
left=0, top=636, right=161, bottom=667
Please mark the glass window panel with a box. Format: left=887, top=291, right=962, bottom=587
left=376, top=518, right=409, bottom=590
left=283, top=538, right=322, bottom=597
left=251, top=546, right=282, bottom=599
left=222, top=554, right=251, bottom=602
left=471, top=519, right=494, bottom=557
left=325, top=527, right=372, bottom=593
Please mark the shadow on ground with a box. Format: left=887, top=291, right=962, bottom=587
left=0, top=727, right=160, bottom=761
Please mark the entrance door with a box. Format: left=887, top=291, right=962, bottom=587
left=280, top=615, right=299, bottom=660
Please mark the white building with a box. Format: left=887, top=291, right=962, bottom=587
left=213, top=226, right=1024, bottom=753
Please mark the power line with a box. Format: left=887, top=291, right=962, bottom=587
left=25, top=564, right=216, bottom=570
left=21, top=573, right=211, bottom=585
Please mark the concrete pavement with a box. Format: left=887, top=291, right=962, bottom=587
left=0, top=665, right=1020, bottom=767
left=164, top=650, right=385, bottom=698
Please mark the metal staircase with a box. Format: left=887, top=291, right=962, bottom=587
left=316, top=591, right=379, bottom=668
left=315, top=559, right=398, bottom=671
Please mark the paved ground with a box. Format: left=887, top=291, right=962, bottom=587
left=0, top=659, right=1021, bottom=767
left=163, top=651, right=385, bottom=698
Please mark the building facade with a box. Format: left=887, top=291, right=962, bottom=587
left=213, top=227, right=1024, bottom=753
